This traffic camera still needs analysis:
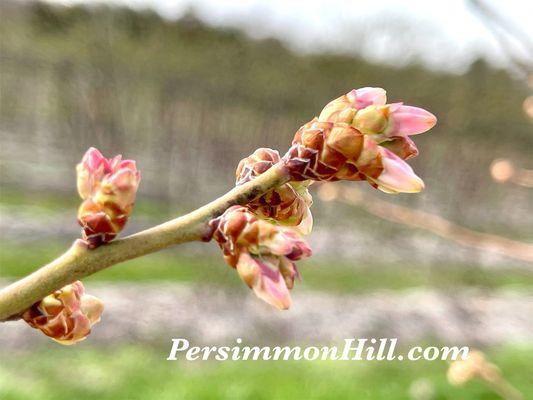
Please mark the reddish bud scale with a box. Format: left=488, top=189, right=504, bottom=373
left=236, top=148, right=313, bottom=234
left=22, top=281, right=104, bottom=345
left=78, top=199, right=128, bottom=247
left=380, top=136, right=419, bottom=160
left=283, top=118, right=383, bottom=182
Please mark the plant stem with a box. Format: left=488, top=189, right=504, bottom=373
left=0, top=163, right=291, bottom=321
left=485, top=377, right=524, bottom=400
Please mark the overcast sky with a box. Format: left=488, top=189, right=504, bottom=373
left=45, top=0, right=533, bottom=74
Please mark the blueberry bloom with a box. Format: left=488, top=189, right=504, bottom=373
left=22, top=281, right=104, bottom=345
left=284, top=88, right=436, bottom=193
left=77, top=147, right=140, bottom=248
left=210, top=206, right=311, bottom=310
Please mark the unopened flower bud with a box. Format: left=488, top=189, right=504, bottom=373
left=319, top=88, right=436, bottom=141
left=284, top=119, right=364, bottom=182
left=353, top=105, right=389, bottom=135
left=386, top=104, right=437, bottom=137
left=22, top=281, right=104, bottom=345
left=447, top=350, right=501, bottom=387
left=76, top=147, right=140, bottom=248
left=319, top=87, right=386, bottom=123
left=285, top=120, right=383, bottom=185
left=236, top=148, right=313, bottom=234
left=284, top=88, right=436, bottom=193
left=210, top=206, right=311, bottom=309
left=76, top=147, right=108, bottom=199
left=236, top=253, right=293, bottom=310
left=369, top=148, right=425, bottom=194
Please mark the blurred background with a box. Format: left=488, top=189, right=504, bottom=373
left=0, top=0, right=532, bottom=399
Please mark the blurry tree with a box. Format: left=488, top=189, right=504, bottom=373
left=0, top=1, right=531, bottom=238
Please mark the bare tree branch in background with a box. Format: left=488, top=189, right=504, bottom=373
left=318, top=184, right=533, bottom=264
left=467, top=0, right=533, bottom=77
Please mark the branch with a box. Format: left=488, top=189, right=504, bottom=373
left=0, top=163, right=291, bottom=321
left=1, top=87, right=439, bottom=345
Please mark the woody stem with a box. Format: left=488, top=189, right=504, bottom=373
left=0, top=163, right=292, bottom=321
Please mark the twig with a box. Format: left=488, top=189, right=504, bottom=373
left=0, top=163, right=291, bottom=321
left=486, top=377, right=525, bottom=400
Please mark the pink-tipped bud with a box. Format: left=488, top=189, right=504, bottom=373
left=97, top=166, right=140, bottom=211
left=319, top=87, right=387, bottom=124
left=76, top=148, right=140, bottom=248
left=370, top=148, right=425, bottom=194
left=76, top=147, right=108, bottom=200
left=237, top=253, right=293, bottom=310
left=319, top=89, right=436, bottom=140
left=22, top=281, right=104, bottom=345
left=386, top=105, right=437, bottom=137
left=210, top=206, right=311, bottom=309
left=285, top=89, right=435, bottom=195
left=347, top=87, right=387, bottom=109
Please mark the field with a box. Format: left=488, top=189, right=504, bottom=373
left=1, top=345, right=531, bottom=400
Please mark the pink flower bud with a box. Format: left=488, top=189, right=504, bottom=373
left=76, top=148, right=140, bottom=248
left=97, top=167, right=140, bottom=211
left=76, top=147, right=108, bottom=200
left=210, top=206, right=311, bottom=309
left=285, top=89, right=435, bottom=194
left=318, top=88, right=436, bottom=140
left=22, top=281, right=104, bottom=345
left=347, top=87, right=387, bottom=109
left=352, top=103, right=423, bottom=138
left=369, top=148, right=425, bottom=193
left=386, top=104, right=437, bottom=137
left=236, top=253, right=293, bottom=310
left=319, top=87, right=387, bottom=123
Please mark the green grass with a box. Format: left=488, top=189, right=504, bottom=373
left=0, top=188, right=78, bottom=212
left=300, top=259, right=533, bottom=292
left=0, top=187, right=178, bottom=219
left=1, top=241, right=532, bottom=293
left=0, top=344, right=531, bottom=399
